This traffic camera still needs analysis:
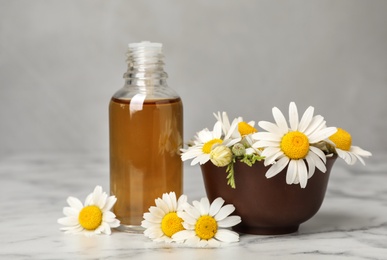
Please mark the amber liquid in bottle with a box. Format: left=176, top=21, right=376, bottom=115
left=109, top=97, right=183, bottom=226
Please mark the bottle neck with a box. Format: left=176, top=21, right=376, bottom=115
left=123, top=42, right=168, bottom=87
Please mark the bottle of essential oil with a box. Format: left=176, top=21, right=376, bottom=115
left=109, top=41, right=183, bottom=232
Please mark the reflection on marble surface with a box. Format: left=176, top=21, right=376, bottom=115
left=0, top=153, right=386, bottom=259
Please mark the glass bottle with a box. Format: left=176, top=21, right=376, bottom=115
left=109, top=41, right=183, bottom=232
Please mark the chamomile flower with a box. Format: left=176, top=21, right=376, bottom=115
left=214, top=111, right=258, bottom=155
left=181, top=121, right=236, bottom=166
left=252, top=102, right=337, bottom=188
left=141, top=192, right=188, bottom=243
left=58, top=186, right=120, bottom=236
left=172, top=197, right=241, bottom=247
left=329, top=127, right=372, bottom=165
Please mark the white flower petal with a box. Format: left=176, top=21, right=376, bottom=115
left=213, top=121, right=223, bottom=139
left=170, top=192, right=178, bottom=211
left=67, top=197, right=83, bottom=210
left=102, top=196, right=117, bottom=212
left=84, top=193, right=93, bottom=206
left=162, top=193, right=174, bottom=211
left=298, top=106, right=314, bottom=132
left=307, top=150, right=326, bottom=173
left=350, top=146, right=372, bottom=157
left=97, top=192, right=108, bottom=209
left=144, top=226, right=164, bottom=239
left=96, top=221, right=111, bottom=235
left=178, top=211, right=197, bottom=226
left=181, top=147, right=204, bottom=161
left=224, top=138, right=241, bottom=147
left=264, top=151, right=284, bottom=166
left=286, top=160, right=298, bottom=185
left=91, top=186, right=103, bottom=205
left=304, top=115, right=324, bottom=136
left=252, top=132, right=282, bottom=142
left=186, top=235, right=201, bottom=246
left=347, top=150, right=358, bottom=165
left=200, top=197, right=210, bottom=215
left=217, top=215, right=241, bottom=228
left=289, top=102, right=299, bottom=131
left=258, top=121, right=285, bottom=136
left=310, top=146, right=327, bottom=163
left=102, top=211, right=116, bottom=221
left=206, top=238, right=221, bottom=247
left=209, top=197, right=225, bottom=217
left=108, top=219, right=120, bottom=228
left=177, top=194, right=188, bottom=210
left=225, top=120, right=238, bottom=139
left=149, top=206, right=165, bottom=219
left=155, top=198, right=169, bottom=214
left=192, top=200, right=208, bottom=216
left=198, top=239, right=209, bottom=247
left=305, top=154, right=316, bottom=178
left=353, top=152, right=366, bottom=165
left=214, top=204, right=235, bottom=221
left=184, top=204, right=201, bottom=220
left=143, top=212, right=162, bottom=224
left=172, top=230, right=196, bottom=241
left=266, top=157, right=289, bottom=178
left=309, top=127, right=337, bottom=143
left=141, top=220, right=153, bottom=228
left=248, top=120, right=255, bottom=127
left=63, top=207, right=78, bottom=217
left=297, top=160, right=308, bottom=188
left=154, top=236, right=174, bottom=243
left=62, top=225, right=83, bottom=234
left=191, top=153, right=211, bottom=166
left=253, top=140, right=281, bottom=149
left=58, top=216, right=78, bottom=226
left=214, top=229, right=240, bottom=243
left=272, top=106, right=289, bottom=133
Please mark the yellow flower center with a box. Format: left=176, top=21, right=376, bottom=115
left=329, top=128, right=352, bottom=151
left=195, top=215, right=218, bottom=240
left=161, top=212, right=184, bottom=238
left=202, top=139, right=223, bottom=154
left=78, top=205, right=103, bottom=230
left=238, top=122, right=257, bottom=136
left=280, top=131, right=310, bottom=159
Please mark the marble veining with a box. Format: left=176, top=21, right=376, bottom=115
left=0, top=153, right=386, bottom=259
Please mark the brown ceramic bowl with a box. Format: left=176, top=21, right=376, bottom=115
left=200, top=156, right=337, bottom=235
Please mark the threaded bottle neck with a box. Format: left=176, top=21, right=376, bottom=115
left=124, top=41, right=168, bottom=86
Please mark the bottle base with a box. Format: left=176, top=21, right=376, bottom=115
left=116, top=224, right=145, bottom=233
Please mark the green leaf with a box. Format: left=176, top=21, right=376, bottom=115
left=226, top=160, right=236, bottom=189
left=239, top=154, right=264, bottom=167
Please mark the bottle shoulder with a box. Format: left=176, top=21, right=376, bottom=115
left=112, top=85, right=180, bottom=101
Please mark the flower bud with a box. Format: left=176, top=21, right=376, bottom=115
left=232, top=143, right=246, bottom=157
left=210, top=145, right=233, bottom=167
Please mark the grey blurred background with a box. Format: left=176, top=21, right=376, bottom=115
left=1, top=0, right=386, bottom=158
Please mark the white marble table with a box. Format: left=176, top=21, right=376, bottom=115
left=1, top=153, right=386, bottom=259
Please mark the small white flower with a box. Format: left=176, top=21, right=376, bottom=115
left=172, top=197, right=241, bottom=247
left=141, top=192, right=188, bottom=243
left=252, top=102, right=337, bottom=188
left=58, top=186, right=120, bottom=236
left=214, top=111, right=257, bottom=154
left=329, top=127, right=372, bottom=165
left=181, top=121, right=236, bottom=166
